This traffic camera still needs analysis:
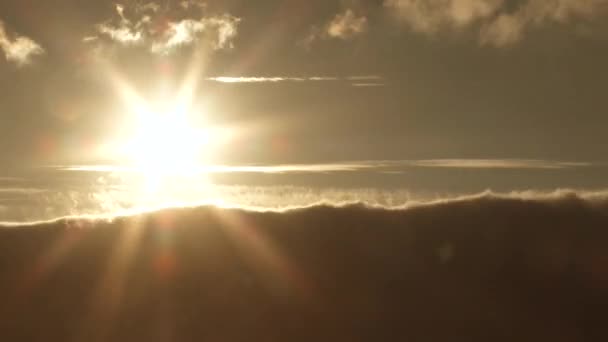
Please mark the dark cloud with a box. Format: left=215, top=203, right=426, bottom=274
left=1, top=193, right=608, bottom=340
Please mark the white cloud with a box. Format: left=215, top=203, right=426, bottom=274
left=97, top=24, right=143, bottom=44
left=303, top=8, right=368, bottom=47
left=327, top=9, right=368, bottom=39
left=90, top=2, right=240, bottom=54
left=385, top=0, right=608, bottom=46
left=0, top=21, right=44, bottom=66
left=205, top=76, right=371, bottom=83
left=404, top=159, right=592, bottom=169
left=151, top=15, right=240, bottom=54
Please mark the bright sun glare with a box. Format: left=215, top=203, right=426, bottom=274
left=124, top=100, right=210, bottom=176
left=100, top=63, right=234, bottom=194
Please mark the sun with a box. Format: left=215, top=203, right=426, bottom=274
left=100, top=64, right=233, bottom=192
left=123, top=100, right=209, bottom=176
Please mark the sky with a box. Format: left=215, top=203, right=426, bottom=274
left=1, top=0, right=608, bottom=220
left=2, top=0, right=608, bottom=167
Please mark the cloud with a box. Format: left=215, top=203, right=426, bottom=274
left=96, top=24, right=143, bottom=44
left=480, top=0, right=608, bottom=47
left=205, top=76, right=341, bottom=83
left=0, top=21, right=44, bottom=66
left=327, top=9, right=369, bottom=39
left=303, top=8, right=368, bottom=47
left=385, top=0, right=503, bottom=32
left=151, top=15, right=240, bottom=54
left=385, top=0, right=608, bottom=46
left=205, top=75, right=385, bottom=86
left=61, top=158, right=593, bottom=175
left=89, top=2, right=240, bottom=54
left=1, top=192, right=608, bottom=341
left=404, top=159, right=592, bottom=169
left=0, top=188, right=47, bottom=195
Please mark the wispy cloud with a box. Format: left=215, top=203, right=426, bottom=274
left=151, top=15, right=240, bottom=54
left=327, top=9, right=369, bottom=39
left=206, top=76, right=340, bottom=83
left=385, top=0, right=608, bottom=47
left=0, top=188, right=48, bottom=195
left=88, top=2, right=240, bottom=54
left=303, top=8, right=368, bottom=47
left=0, top=20, right=44, bottom=66
left=97, top=24, right=143, bottom=44
left=61, top=163, right=371, bottom=174
left=352, top=83, right=386, bottom=87
left=205, top=75, right=382, bottom=85
left=60, top=159, right=594, bottom=175
left=403, top=159, right=592, bottom=169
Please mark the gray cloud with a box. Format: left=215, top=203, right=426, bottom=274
left=0, top=20, right=44, bottom=66
left=89, top=2, right=240, bottom=54
left=385, top=0, right=608, bottom=46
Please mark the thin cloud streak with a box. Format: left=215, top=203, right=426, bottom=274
left=206, top=76, right=339, bottom=83
left=0, top=188, right=48, bottom=194
left=60, top=159, right=595, bottom=175
left=405, top=159, right=593, bottom=169
left=206, top=76, right=382, bottom=84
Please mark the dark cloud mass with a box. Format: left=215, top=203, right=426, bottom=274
left=1, top=194, right=608, bottom=340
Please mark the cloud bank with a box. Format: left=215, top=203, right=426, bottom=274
left=1, top=192, right=608, bottom=340
left=385, top=0, right=608, bottom=46
left=0, top=21, right=44, bottom=66
left=90, top=2, right=240, bottom=54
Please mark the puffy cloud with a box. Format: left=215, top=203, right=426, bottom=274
left=327, top=9, right=369, bottom=39
left=0, top=21, right=44, bottom=66
left=385, top=0, right=608, bottom=46
left=89, top=2, right=240, bottom=54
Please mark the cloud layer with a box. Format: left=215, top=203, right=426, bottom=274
left=1, top=193, right=608, bottom=340
left=386, top=0, right=608, bottom=46
left=0, top=21, right=44, bottom=66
